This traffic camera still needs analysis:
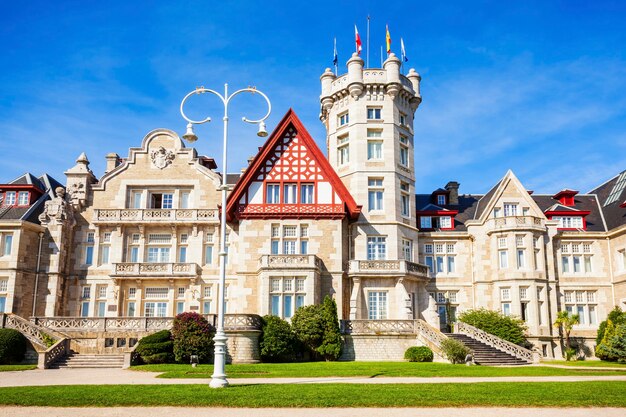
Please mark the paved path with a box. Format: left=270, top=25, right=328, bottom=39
left=1, top=407, right=625, bottom=417
left=2, top=368, right=626, bottom=387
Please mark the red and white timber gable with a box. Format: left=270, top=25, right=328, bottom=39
left=226, top=109, right=360, bottom=221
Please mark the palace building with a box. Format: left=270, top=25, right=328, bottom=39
left=1, top=52, right=625, bottom=364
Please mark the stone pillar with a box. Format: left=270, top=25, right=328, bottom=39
left=347, top=53, right=364, bottom=98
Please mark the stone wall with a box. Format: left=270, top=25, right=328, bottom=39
left=341, top=334, right=444, bottom=361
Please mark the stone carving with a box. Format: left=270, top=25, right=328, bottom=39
left=67, top=182, right=85, bottom=205
left=150, top=146, right=175, bottom=169
left=39, top=187, right=73, bottom=225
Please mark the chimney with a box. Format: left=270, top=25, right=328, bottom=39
left=105, top=153, right=120, bottom=173
left=445, top=181, right=460, bottom=205
left=241, top=156, right=256, bottom=174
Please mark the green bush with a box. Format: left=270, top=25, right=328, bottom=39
left=171, top=312, right=215, bottom=364
left=597, top=307, right=626, bottom=345
left=404, top=346, right=434, bottom=362
left=135, top=330, right=174, bottom=364
left=0, top=329, right=27, bottom=364
left=260, top=315, right=298, bottom=362
left=441, top=338, right=470, bottom=364
left=596, top=319, right=626, bottom=363
left=607, top=324, right=626, bottom=363
left=291, top=296, right=343, bottom=361
left=458, top=308, right=529, bottom=347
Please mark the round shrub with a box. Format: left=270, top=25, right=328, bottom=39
left=404, top=346, right=434, bottom=362
left=171, top=312, right=215, bottom=364
left=0, top=329, right=28, bottom=364
left=260, top=315, right=297, bottom=362
left=441, top=338, right=471, bottom=364
left=458, top=308, right=529, bottom=347
left=291, top=296, right=343, bottom=361
left=135, top=330, right=174, bottom=364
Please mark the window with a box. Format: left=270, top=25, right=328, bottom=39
left=1, top=234, right=12, bottom=256
left=367, top=236, right=386, bottom=260
left=499, top=250, right=508, bottom=268
left=561, top=242, right=592, bottom=274
left=266, top=184, right=280, bottom=204
left=145, top=302, right=168, bottom=317
left=439, top=216, right=452, bottom=228
left=100, top=245, right=110, bottom=264
left=202, top=286, right=213, bottom=314
left=437, top=195, right=446, bottom=206
left=493, top=207, right=501, bottom=218
left=0, top=280, right=8, bottom=293
left=516, top=249, right=525, bottom=269
left=270, top=224, right=310, bottom=255
left=503, top=203, right=518, bottom=217
left=367, top=129, right=382, bottom=138
left=498, top=237, right=507, bottom=249
left=180, top=192, right=190, bottom=209
left=127, top=302, right=136, bottom=317
left=402, top=239, right=413, bottom=261
left=434, top=291, right=458, bottom=330
left=368, top=291, right=387, bottom=319
left=85, top=246, right=94, bottom=266
left=178, top=246, right=187, bottom=262
left=176, top=302, right=185, bottom=315
left=399, top=135, right=409, bottom=166
left=420, top=216, right=432, bottom=229
left=128, top=287, right=136, bottom=299
left=17, top=191, right=28, bottom=206
left=283, top=183, right=297, bottom=204
left=3, top=191, right=16, bottom=206
left=420, top=216, right=452, bottom=229
left=367, top=140, right=383, bottom=160
left=81, top=286, right=91, bottom=299
left=620, top=249, right=626, bottom=270
left=501, top=288, right=511, bottom=316
left=300, top=184, right=314, bottom=204
left=554, top=216, right=584, bottom=229
left=337, top=135, right=349, bottom=165
left=338, top=112, right=349, bottom=126
left=564, top=290, right=597, bottom=326
left=270, top=277, right=306, bottom=319
left=147, top=247, right=170, bottom=263
left=145, top=287, right=169, bottom=299
left=400, top=182, right=410, bottom=217
left=399, top=113, right=407, bottom=126
left=368, top=178, right=384, bottom=211
left=151, top=193, right=173, bottom=209
left=423, top=242, right=455, bottom=275
left=131, top=191, right=143, bottom=209
left=367, top=107, right=382, bottom=120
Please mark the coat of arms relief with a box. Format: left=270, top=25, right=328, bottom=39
left=150, top=146, right=175, bottom=169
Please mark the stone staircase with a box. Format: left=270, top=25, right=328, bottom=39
left=51, top=352, right=124, bottom=369
left=445, top=333, right=531, bottom=366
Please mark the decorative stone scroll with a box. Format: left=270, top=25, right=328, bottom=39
left=150, top=146, right=175, bottom=169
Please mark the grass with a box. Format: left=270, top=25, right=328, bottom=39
left=0, top=382, right=625, bottom=407
left=0, top=364, right=37, bottom=372
left=131, top=361, right=626, bottom=378
left=542, top=360, right=626, bottom=368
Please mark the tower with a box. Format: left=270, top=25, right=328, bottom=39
left=320, top=52, right=426, bottom=320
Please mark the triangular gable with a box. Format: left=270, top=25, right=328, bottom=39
left=472, top=170, right=545, bottom=224
left=545, top=203, right=581, bottom=213
left=226, top=109, right=361, bottom=221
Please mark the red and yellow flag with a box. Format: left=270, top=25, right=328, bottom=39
left=385, top=25, right=391, bottom=54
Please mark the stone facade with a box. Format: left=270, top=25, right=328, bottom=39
left=0, top=55, right=625, bottom=362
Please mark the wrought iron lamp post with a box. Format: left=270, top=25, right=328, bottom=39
left=180, top=84, right=271, bottom=388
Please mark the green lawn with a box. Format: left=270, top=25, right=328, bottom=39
left=542, top=360, right=626, bottom=368
left=0, top=365, right=37, bottom=372
left=0, top=382, right=624, bottom=407
left=131, top=361, right=626, bottom=378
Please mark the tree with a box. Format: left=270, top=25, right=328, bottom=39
left=457, top=308, right=529, bottom=347
left=317, top=296, right=343, bottom=361
left=553, top=310, right=580, bottom=361
left=259, top=315, right=298, bottom=362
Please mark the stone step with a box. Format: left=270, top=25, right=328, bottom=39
left=52, top=353, right=124, bottom=369
left=445, top=333, right=531, bottom=366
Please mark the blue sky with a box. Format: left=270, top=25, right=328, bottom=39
left=1, top=0, right=625, bottom=194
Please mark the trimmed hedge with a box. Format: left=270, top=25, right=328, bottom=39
left=134, top=330, right=174, bottom=364
left=0, top=329, right=27, bottom=364
left=291, top=296, right=343, bottom=361
left=404, top=346, right=434, bottom=362
left=458, top=308, right=529, bottom=347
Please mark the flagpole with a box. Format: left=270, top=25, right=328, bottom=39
left=380, top=46, right=383, bottom=67
left=334, top=37, right=338, bottom=76
left=366, top=15, right=370, bottom=68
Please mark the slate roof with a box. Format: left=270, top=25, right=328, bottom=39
left=588, top=170, right=626, bottom=231
left=415, top=193, right=481, bottom=231
left=0, top=172, right=64, bottom=224
left=531, top=194, right=606, bottom=232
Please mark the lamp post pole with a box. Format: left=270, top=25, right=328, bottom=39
left=180, top=83, right=271, bottom=388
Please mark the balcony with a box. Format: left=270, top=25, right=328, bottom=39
left=111, top=262, right=200, bottom=279
left=93, top=209, right=219, bottom=224
left=485, top=215, right=545, bottom=235
left=258, top=254, right=322, bottom=270
left=347, top=260, right=429, bottom=279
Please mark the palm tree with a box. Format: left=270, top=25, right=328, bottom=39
left=553, top=310, right=580, bottom=360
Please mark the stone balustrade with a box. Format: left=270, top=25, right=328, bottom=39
left=258, top=254, right=322, bottom=270
left=347, top=260, right=429, bottom=278
left=93, top=208, right=218, bottom=223
left=455, top=321, right=538, bottom=363
left=485, top=215, right=545, bottom=234
left=112, top=262, right=200, bottom=278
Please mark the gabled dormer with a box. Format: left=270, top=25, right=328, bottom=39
left=417, top=203, right=458, bottom=231
left=0, top=173, right=45, bottom=207
left=544, top=203, right=590, bottom=230
left=431, top=188, right=450, bottom=206
left=553, top=189, right=578, bottom=207
left=226, top=109, right=361, bottom=222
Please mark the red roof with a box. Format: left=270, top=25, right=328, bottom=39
left=226, top=109, right=361, bottom=221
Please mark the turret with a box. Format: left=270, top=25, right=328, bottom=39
left=64, top=152, right=97, bottom=209
left=346, top=53, right=364, bottom=98
left=383, top=53, right=401, bottom=98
